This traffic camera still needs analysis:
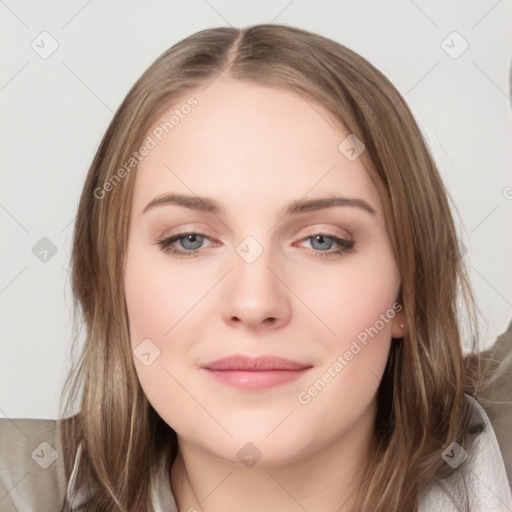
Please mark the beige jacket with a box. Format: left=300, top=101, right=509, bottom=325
left=0, top=416, right=178, bottom=512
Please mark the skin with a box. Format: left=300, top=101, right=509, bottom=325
left=124, top=78, right=407, bottom=511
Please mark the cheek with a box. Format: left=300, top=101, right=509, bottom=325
left=124, top=270, right=172, bottom=343
left=292, top=251, right=399, bottom=404
left=295, top=251, right=400, bottom=346
left=124, top=248, right=201, bottom=420
left=292, top=252, right=399, bottom=418
left=124, top=248, right=205, bottom=344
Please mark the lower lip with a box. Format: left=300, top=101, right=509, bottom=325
left=203, top=368, right=312, bottom=390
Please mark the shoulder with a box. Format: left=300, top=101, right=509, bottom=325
left=0, top=418, right=67, bottom=512
left=418, top=394, right=512, bottom=511
left=0, top=417, right=177, bottom=511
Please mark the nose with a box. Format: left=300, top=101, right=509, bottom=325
left=221, top=243, right=292, bottom=331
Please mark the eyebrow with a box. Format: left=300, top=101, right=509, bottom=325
left=142, top=193, right=377, bottom=217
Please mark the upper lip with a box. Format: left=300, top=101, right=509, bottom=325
left=201, top=354, right=312, bottom=371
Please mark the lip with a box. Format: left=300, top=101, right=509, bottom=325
left=201, top=354, right=311, bottom=371
left=200, top=354, right=313, bottom=391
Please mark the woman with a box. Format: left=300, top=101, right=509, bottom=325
left=1, top=24, right=511, bottom=512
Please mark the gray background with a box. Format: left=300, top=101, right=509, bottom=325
left=1, top=0, right=511, bottom=419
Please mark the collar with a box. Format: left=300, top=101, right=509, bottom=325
left=65, top=440, right=178, bottom=511
left=418, top=394, right=512, bottom=510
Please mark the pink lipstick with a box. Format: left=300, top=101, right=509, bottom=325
left=200, top=354, right=313, bottom=390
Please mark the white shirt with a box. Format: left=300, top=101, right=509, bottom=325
left=418, top=395, right=512, bottom=511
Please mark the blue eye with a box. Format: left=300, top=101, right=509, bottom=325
left=157, top=232, right=355, bottom=259
left=157, top=232, right=211, bottom=258
left=298, top=234, right=355, bottom=259
left=309, top=234, right=340, bottom=251
left=174, top=233, right=204, bottom=251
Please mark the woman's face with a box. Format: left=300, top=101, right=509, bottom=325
left=124, top=78, right=404, bottom=465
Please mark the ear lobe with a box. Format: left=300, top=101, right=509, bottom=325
left=391, top=312, right=407, bottom=338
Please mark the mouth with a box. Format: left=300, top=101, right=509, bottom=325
left=200, top=354, right=313, bottom=391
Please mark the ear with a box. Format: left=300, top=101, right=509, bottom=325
left=391, top=309, right=407, bottom=339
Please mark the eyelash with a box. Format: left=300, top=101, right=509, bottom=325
left=156, top=230, right=355, bottom=260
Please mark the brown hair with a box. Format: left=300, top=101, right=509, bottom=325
left=58, top=24, right=498, bottom=511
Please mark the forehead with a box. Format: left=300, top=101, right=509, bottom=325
left=131, top=79, right=383, bottom=220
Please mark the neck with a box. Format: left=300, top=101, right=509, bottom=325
left=170, top=398, right=376, bottom=512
